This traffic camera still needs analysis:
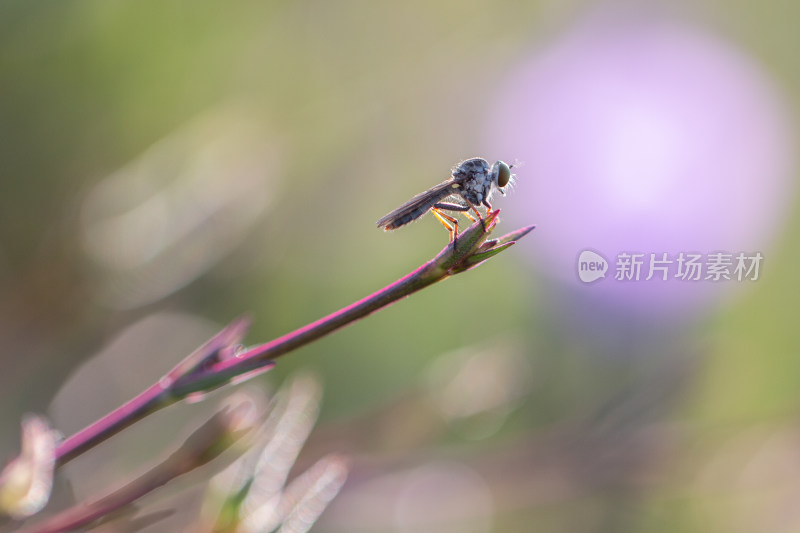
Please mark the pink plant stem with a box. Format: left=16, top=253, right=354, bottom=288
left=52, top=258, right=441, bottom=469
left=54, top=320, right=250, bottom=467
left=53, top=259, right=440, bottom=469
left=211, top=213, right=521, bottom=376
left=220, top=255, right=447, bottom=369
left=23, top=406, right=250, bottom=533
left=54, top=382, right=174, bottom=467
left=50, top=212, right=531, bottom=469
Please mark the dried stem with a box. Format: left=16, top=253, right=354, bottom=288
left=21, top=401, right=256, bottom=533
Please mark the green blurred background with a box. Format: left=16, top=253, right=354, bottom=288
left=1, top=1, right=799, bottom=532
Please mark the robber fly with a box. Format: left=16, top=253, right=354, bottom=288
left=376, top=157, right=513, bottom=242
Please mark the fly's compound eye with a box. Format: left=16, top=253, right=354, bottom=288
left=495, top=161, right=511, bottom=188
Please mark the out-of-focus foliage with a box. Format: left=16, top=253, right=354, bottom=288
left=1, top=1, right=799, bottom=531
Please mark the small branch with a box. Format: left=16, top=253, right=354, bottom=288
left=51, top=211, right=534, bottom=468
left=22, top=401, right=256, bottom=533
left=54, top=319, right=253, bottom=467
left=206, top=211, right=534, bottom=371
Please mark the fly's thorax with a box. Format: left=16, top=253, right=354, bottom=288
left=459, top=177, right=494, bottom=205
left=452, top=158, right=493, bottom=205
left=452, top=157, right=490, bottom=178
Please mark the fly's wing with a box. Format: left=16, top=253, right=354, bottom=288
left=377, top=179, right=459, bottom=230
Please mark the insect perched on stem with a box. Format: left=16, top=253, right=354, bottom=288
left=377, top=158, right=514, bottom=242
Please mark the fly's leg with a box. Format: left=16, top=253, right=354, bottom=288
left=432, top=208, right=459, bottom=243
left=441, top=199, right=485, bottom=223
left=433, top=200, right=477, bottom=223
left=434, top=201, right=470, bottom=213
left=433, top=201, right=487, bottom=241
left=436, top=201, right=477, bottom=223
left=463, top=199, right=489, bottom=229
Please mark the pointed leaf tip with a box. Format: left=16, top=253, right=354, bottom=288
left=496, top=224, right=536, bottom=246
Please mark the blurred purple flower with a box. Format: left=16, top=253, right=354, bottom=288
left=488, top=10, right=795, bottom=319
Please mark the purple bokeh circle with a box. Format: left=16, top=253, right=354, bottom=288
left=488, top=12, right=795, bottom=318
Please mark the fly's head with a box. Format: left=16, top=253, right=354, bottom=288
left=489, top=160, right=513, bottom=197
